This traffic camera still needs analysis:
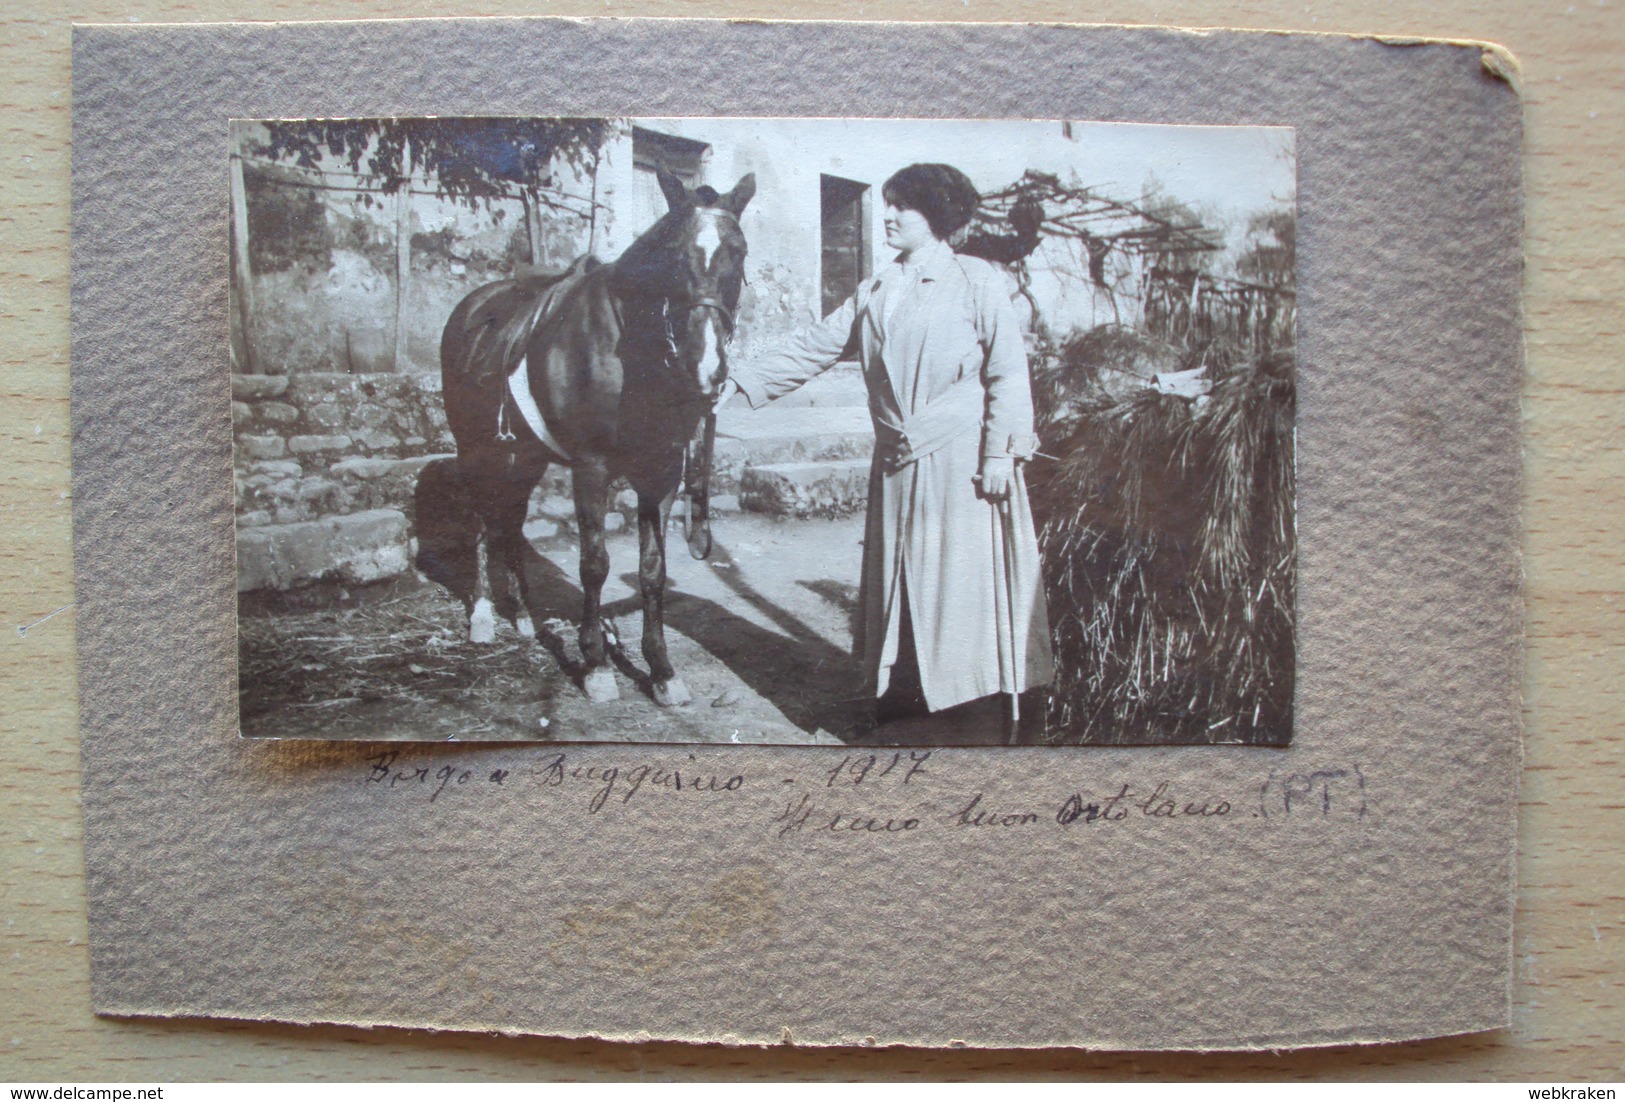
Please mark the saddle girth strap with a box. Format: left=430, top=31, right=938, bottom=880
left=504, top=356, right=573, bottom=461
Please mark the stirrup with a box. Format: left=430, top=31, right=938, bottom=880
left=495, top=401, right=517, bottom=443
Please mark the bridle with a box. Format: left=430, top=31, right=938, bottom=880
left=657, top=295, right=736, bottom=385
left=648, top=206, right=744, bottom=397
left=667, top=208, right=745, bottom=556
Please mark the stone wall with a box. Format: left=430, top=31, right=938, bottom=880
left=233, top=367, right=878, bottom=594
left=234, top=371, right=459, bottom=593
left=231, top=371, right=714, bottom=594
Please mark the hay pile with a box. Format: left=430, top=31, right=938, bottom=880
left=1030, top=331, right=1296, bottom=745
left=237, top=585, right=566, bottom=738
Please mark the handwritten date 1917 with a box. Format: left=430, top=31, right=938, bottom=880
left=825, top=751, right=930, bottom=788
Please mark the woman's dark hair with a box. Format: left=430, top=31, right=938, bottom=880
left=882, top=163, right=981, bottom=240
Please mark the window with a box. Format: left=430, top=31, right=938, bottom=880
left=631, top=127, right=710, bottom=231
left=820, top=174, right=870, bottom=317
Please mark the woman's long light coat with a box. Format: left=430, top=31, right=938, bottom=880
left=733, top=242, right=1053, bottom=711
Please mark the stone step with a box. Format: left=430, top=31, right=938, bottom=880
left=713, top=405, right=873, bottom=493
left=238, top=447, right=753, bottom=536
left=738, top=459, right=871, bottom=518
left=522, top=491, right=742, bottom=546
left=238, top=452, right=577, bottom=528
left=238, top=398, right=879, bottom=542
left=237, top=508, right=410, bottom=592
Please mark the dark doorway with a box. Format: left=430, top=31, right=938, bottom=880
left=820, top=174, right=870, bottom=317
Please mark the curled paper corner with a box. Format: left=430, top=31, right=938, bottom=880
left=1369, top=34, right=1522, bottom=97
left=1479, top=43, right=1523, bottom=95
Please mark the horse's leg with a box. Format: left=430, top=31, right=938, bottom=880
left=413, top=457, right=481, bottom=629
left=572, top=455, right=619, bottom=703
left=504, top=509, right=538, bottom=641
left=465, top=472, right=499, bottom=645
left=484, top=473, right=540, bottom=640
left=635, top=457, right=690, bottom=707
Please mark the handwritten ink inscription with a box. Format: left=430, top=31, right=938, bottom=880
left=366, top=749, right=744, bottom=812
left=1257, top=766, right=1368, bottom=820
left=360, top=749, right=1369, bottom=839
left=824, top=751, right=931, bottom=788
left=1056, top=781, right=1232, bottom=825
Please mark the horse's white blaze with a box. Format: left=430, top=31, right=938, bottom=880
left=695, top=211, right=722, bottom=269
left=697, top=316, right=721, bottom=389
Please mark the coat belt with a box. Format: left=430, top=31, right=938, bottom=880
left=873, top=371, right=983, bottom=472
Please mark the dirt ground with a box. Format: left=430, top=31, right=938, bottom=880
left=240, top=513, right=881, bottom=744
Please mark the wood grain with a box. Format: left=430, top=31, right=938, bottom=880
left=3, top=0, right=1620, bottom=1080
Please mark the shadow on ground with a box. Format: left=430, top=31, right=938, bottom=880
left=239, top=514, right=870, bottom=744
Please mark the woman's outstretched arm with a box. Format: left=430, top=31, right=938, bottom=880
left=729, top=296, right=861, bottom=409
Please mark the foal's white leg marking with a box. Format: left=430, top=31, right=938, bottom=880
left=469, top=597, right=496, bottom=644
left=515, top=613, right=536, bottom=640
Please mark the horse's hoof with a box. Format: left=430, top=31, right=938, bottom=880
left=652, top=677, right=692, bottom=707
left=582, top=668, right=620, bottom=703
left=687, top=528, right=713, bottom=560
left=515, top=614, right=536, bottom=640
left=469, top=599, right=496, bottom=645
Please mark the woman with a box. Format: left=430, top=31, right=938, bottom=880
left=725, top=163, right=1052, bottom=741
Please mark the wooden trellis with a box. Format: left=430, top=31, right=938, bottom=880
left=974, top=169, right=1224, bottom=259
left=972, top=170, right=1293, bottom=353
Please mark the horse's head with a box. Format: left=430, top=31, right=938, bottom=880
left=614, top=169, right=755, bottom=401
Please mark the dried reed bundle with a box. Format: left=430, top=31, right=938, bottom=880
left=1031, top=337, right=1295, bottom=745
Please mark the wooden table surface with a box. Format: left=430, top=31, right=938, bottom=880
left=3, top=0, right=1620, bottom=1081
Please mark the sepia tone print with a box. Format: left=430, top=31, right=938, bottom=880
left=231, top=117, right=1296, bottom=746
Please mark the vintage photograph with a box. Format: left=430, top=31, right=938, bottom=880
left=231, top=117, right=1296, bottom=746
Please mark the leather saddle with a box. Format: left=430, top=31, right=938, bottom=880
left=455, top=255, right=600, bottom=390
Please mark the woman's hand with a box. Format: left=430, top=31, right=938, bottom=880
left=978, top=456, right=1015, bottom=501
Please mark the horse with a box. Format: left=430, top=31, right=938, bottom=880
left=425, top=168, right=755, bottom=707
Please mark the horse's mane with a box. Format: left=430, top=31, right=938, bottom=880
left=611, top=208, right=683, bottom=287
left=611, top=194, right=739, bottom=295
